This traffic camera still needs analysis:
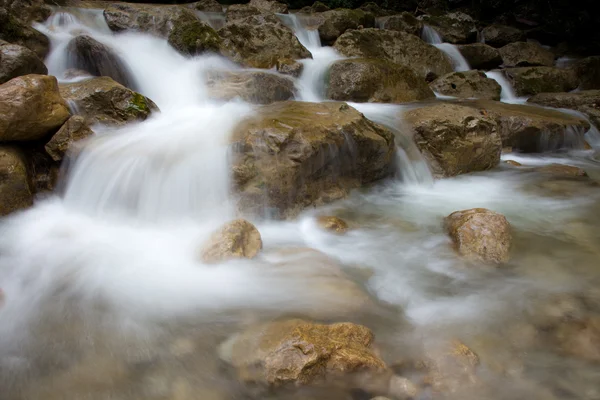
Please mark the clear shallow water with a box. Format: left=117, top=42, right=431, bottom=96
left=1, top=8, right=600, bottom=400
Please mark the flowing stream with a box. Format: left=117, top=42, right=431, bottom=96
left=1, top=7, right=600, bottom=400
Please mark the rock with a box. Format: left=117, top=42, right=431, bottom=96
left=231, top=101, right=395, bottom=218
left=190, top=0, right=222, bottom=13
left=103, top=4, right=221, bottom=56
left=333, top=28, right=453, bottom=81
left=0, top=75, right=70, bottom=142
left=419, top=12, right=478, bottom=44
left=574, top=56, right=600, bottom=90
left=445, top=208, right=511, bottom=263
left=430, top=70, right=502, bottom=100
left=554, top=315, right=600, bottom=362
left=359, top=2, right=400, bottom=16
left=200, top=219, right=262, bottom=264
left=0, top=40, right=47, bottom=85
left=299, top=1, right=331, bottom=13
left=315, top=9, right=375, bottom=46
left=225, top=4, right=264, bottom=21
left=276, top=58, right=303, bottom=77
left=44, top=115, right=94, bottom=162
left=481, top=24, right=525, bottom=48
left=505, top=160, right=522, bottom=166
left=387, top=375, right=418, bottom=399
left=421, top=340, right=480, bottom=394
left=66, top=35, right=136, bottom=89
left=499, top=42, right=554, bottom=67
left=2, top=0, right=51, bottom=24
left=377, top=12, right=423, bottom=36
left=59, top=76, right=157, bottom=126
left=316, top=216, right=349, bottom=234
left=206, top=70, right=295, bottom=104
left=534, top=164, right=588, bottom=178
left=404, top=103, right=502, bottom=177
left=249, top=0, right=288, bottom=14
left=460, top=99, right=590, bottom=152
left=0, top=9, right=49, bottom=59
left=0, top=146, right=33, bottom=216
left=527, top=90, right=600, bottom=129
left=457, top=43, right=502, bottom=70
left=219, top=319, right=387, bottom=386
left=219, top=14, right=311, bottom=69
left=503, top=67, right=578, bottom=97
left=327, top=58, right=435, bottom=103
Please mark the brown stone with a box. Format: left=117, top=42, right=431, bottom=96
left=430, top=70, right=502, bottom=100
left=276, top=58, right=304, bottom=77
left=445, top=208, right=512, bottom=263
left=314, top=9, right=375, bottom=45
left=480, top=24, right=524, bottom=48
left=0, top=146, right=33, bottom=216
left=503, top=67, right=578, bottom=97
left=419, top=12, right=478, bottom=44
left=377, top=12, right=423, bottom=36
left=248, top=0, right=288, bottom=14
left=535, top=164, right=588, bottom=178
left=317, top=216, right=349, bottom=234
left=200, top=219, right=263, bottom=263
left=205, top=70, right=295, bottom=104
left=457, top=43, right=502, bottom=70
left=499, top=42, right=554, bottom=67
left=0, top=40, right=47, bottom=85
left=505, top=160, right=522, bottom=166
left=44, top=115, right=94, bottom=162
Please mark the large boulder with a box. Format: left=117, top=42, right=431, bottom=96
left=219, top=14, right=311, bottom=69
left=200, top=219, right=263, bottom=264
left=503, top=67, right=578, bottom=97
left=0, top=9, right=49, bottom=58
left=528, top=90, right=600, bottom=128
left=377, top=12, right=423, bottom=36
left=231, top=101, right=396, bottom=218
left=219, top=319, right=387, bottom=386
left=445, top=208, right=512, bottom=264
left=205, top=70, right=295, bottom=104
left=0, top=40, right=47, bottom=85
left=463, top=100, right=590, bottom=152
left=333, top=28, right=453, bottom=81
left=44, top=115, right=94, bottom=162
left=419, top=12, right=478, bottom=44
left=2, top=0, right=51, bottom=24
left=327, top=58, right=435, bottom=103
left=430, top=70, right=502, bottom=100
left=480, top=24, right=525, bottom=48
left=404, top=103, right=502, bottom=177
left=103, top=4, right=221, bottom=56
left=499, top=42, right=554, bottom=67
left=574, top=56, right=600, bottom=90
left=314, top=9, right=375, bottom=46
left=66, top=35, right=136, bottom=89
left=225, top=4, right=265, bottom=21
left=0, top=146, right=33, bottom=216
left=59, top=76, right=157, bottom=126
left=190, top=0, right=223, bottom=12
left=248, top=0, right=288, bottom=14
left=0, top=75, right=70, bottom=142
left=457, top=43, right=502, bottom=70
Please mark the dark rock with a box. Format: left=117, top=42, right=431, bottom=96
left=503, top=66, right=578, bottom=96
left=315, top=9, right=375, bottom=46
left=0, top=146, right=33, bottom=216
left=0, top=40, right=47, bottom=84
left=457, top=43, right=502, bottom=69
left=0, top=9, right=49, bottom=59
left=248, top=0, right=288, bottom=14
left=574, top=56, right=600, bottom=90
left=430, top=70, right=502, bottom=100
left=481, top=24, right=525, bottom=48
left=190, top=0, right=223, bottom=12
left=225, top=4, right=265, bottom=21
left=419, top=11, right=478, bottom=44
left=499, top=42, right=554, bottom=67
left=377, top=12, right=423, bottom=36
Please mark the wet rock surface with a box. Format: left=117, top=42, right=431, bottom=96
left=44, top=115, right=94, bottom=162
left=430, top=70, right=502, bottom=100
left=200, top=219, right=263, bottom=263
left=574, top=56, right=600, bottom=90
left=0, top=40, right=47, bottom=85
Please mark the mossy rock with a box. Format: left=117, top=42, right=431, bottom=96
left=168, top=18, right=222, bottom=55
left=504, top=67, right=578, bottom=97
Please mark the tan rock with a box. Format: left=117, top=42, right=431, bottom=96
left=276, top=58, right=304, bottom=77
left=249, top=0, right=288, bottom=14
left=378, top=12, right=423, bottom=36
left=430, top=70, right=502, bottom=100
left=534, top=163, right=588, bottom=178
left=0, top=146, right=33, bottom=216
left=505, top=160, right=522, bottom=166
left=445, top=208, right=512, bottom=263
left=419, top=11, right=478, bottom=44
left=317, top=216, right=349, bottom=234
left=201, top=219, right=262, bottom=263
left=220, top=319, right=387, bottom=386
left=499, top=42, right=554, bottom=67
left=315, top=9, right=375, bottom=45
left=44, top=115, right=94, bottom=162
left=0, top=74, right=70, bottom=141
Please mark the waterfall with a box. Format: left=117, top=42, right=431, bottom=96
left=484, top=71, right=523, bottom=104
left=422, top=25, right=470, bottom=72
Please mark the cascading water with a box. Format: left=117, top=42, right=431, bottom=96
left=422, top=25, right=470, bottom=72
left=484, top=70, right=524, bottom=104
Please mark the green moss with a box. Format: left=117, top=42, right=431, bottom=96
left=126, top=93, right=150, bottom=114
left=168, top=21, right=221, bottom=56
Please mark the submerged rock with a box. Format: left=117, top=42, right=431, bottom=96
left=316, top=216, right=349, bottom=234
left=314, top=9, right=375, bottom=46
left=206, top=70, right=295, bottom=104
left=554, top=315, right=600, bottom=362
left=430, top=70, right=502, bottom=100
left=0, top=74, right=70, bottom=141
left=499, top=42, right=554, bottom=67
left=200, top=219, right=263, bottom=264
left=421, top=340, right=481, bottom=394
left=574, top=56, right=600, bottom=90
left=445, top=208, right=512, bottom=264
left=419, top=12, right=478, bottom=44
left=59, top=76, right=157, bottom=126
left=219, top=319, right=387, bottom=386
left=503, top=67, right=578, bottom=97
left=377, top=12, right=423, bottom=36
left=231, top=101, right=395, bottom=218
left=66, top=35, right=136, bottom=89
left=457, top=43, right=502, bottom=70
left=0, top=146, right=33, bottom=216
left=333, top=28, right=453, bottom=81
left=327, top=58, right=435, bottom=103
left=219, top=14, right=311, bottom=69
left=534, top=163, right=588, bottom=178
left=480, top=24, right=525, bottom=48
left=0, top=40, right=47, bottom=85
left=44, top=115, right=94, bottom=162
left=0, top=10, right=49, bottom=58
left=404, top=103, right=502, bottom=177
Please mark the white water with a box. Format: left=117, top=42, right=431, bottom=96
left=422, top=25, right=470, bottom=72
left=484, top=70, right=526, bottom=104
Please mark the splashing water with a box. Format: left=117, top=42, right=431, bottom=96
left=484, top=70, right=527, bottom=104
left=422, top=25, right=470, bottom=72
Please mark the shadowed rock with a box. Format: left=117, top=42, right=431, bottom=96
left=0, top=40, right=47, bottom=84
left=503, top=66, right=578, bottom=97
left=481, top=24, right=525, bottom=48
left=0, top=146, right=33, bottom=216
left=430, top=70, right=501, bottom=100
left=457, top=43, right=502, bottom=70
left=499, top=42, right=554, bottom=67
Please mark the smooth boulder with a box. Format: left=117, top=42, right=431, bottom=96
left=205, top=70, right=295, bottom=104
left=457, top=43, right=502, bottom=70
left=0, top=146, right=33, bottom=216
left=499, top=42, right=554, bottom=67
left=503, top=67, right=578, bottom=97
left=44, top=115, right=94, bottom=162
left=219, top=319, right=387, bottom=386
left=445, top=208, right=512, bottom=264
left=377, top=12, right=423, bottom=36
left=430, top=70, right=502, bottom=100
left=315, top=9, right=375, bottom=46
left=219, top=14, right=311, bottom=69
left=0, top=75, right=70, bottom=141
left=481, top=24, right=525, bottom=48
left=333, top=28, right=453, bottom=81
left=231, top=101, right=395, bottom=218
left=327, top=58, right=435, bottom=103
left=0, top=40, right=47, bottom=85
left=59, top=76, right=157, bottom=126
left=419, top=12, right=478, bottom=44
left=200, top=219, right=262, bottom=263
left=404, top=103, right=502, bottom=177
